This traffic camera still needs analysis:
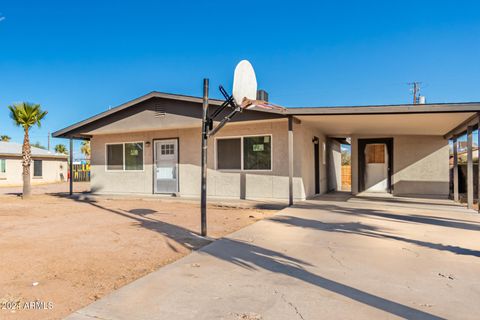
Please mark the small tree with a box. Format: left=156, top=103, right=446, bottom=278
left=0, top=135, right=11, bottom=142
left=8, top=102, right=47, bottom=198
left=54, top=144, right=68, bottom=154
left=341, top=150, right=351, bottom=166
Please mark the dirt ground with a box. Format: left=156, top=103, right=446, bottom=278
left=0, top=193, right=278, bottom=320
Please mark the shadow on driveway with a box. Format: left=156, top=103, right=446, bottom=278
left=58, top=195, right=445, bottom=320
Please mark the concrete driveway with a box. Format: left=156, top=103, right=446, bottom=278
left=66, top=193, right=480, bottom=320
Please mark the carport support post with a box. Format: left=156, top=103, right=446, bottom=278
left=288, top=116, right=294, bottom=206
left=478, top=118, right=480, bottom=213
left=69, top=138, right=73, bottom=196
left=200, top=78, right=209, bottom=236
left=467, top=126, right=474, bottom=209
left=453, top=138, right=459, bottom=202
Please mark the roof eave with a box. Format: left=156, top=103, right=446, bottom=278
left=52, top=91, right=285, bottom=139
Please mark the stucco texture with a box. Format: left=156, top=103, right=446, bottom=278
left=90, top=119, right=325, bottom=200
left=351, top=135, right=449, bottom=196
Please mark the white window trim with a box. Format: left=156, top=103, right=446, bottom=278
left=105, top=141, right=145, bottom=172
left=214, top=134, right=273, bottom=172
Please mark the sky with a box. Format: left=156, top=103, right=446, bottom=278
left=0, top=1, right=479, bottom=158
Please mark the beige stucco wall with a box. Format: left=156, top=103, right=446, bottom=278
left=351, top=135, right=449, bottom=196
left=90, top=119, right=322, bottom=200
left=0, top=156, right=67, bottom=186
left=295, top=123, right=328, bottom=198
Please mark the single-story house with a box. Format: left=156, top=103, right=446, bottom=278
left=52, top=91, right=480, bottom=203
left=0, top=142, right=68, bottom=186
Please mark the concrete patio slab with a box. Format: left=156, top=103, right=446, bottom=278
left=66, top=194, right=480, bottom=320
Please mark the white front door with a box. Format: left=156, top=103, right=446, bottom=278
left=364, top=143, right=388, bottom=193
left=154, top=139, right=178, bottom=193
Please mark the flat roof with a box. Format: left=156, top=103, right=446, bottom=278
left=52, top=90, right=480, bottom=139
left=286, top=102, right=480, bottom=115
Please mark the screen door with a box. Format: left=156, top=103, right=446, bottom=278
left=154, top=139, right=178, bottom=193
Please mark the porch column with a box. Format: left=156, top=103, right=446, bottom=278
left=478, top=118, right=480, bottom=213
left=467, top=126, right=474, bottom=209
left=69, top=138, right=73, bottom=196
left=453, top=137, right=459, bottom=202
left=288, top=116, right=294, bottom=206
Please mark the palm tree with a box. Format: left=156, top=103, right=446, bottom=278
left=0, top=135, right=11, bottom=142
left=54, top=144, right=68, bottom=154
left=81, top=140, right=91, bottom=159
left=8, top=102, right=47, bottom=198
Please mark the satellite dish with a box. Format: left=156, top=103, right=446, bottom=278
left=232, top=60, right=258, bottom=107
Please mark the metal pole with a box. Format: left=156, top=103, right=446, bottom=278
left=288, top=116, right=294, bottom=206
left=467, top=126, right=474, bottom=209
left=69, top=138, right=73, bottom=196
left=453, top=138, right=459, bottom=202
left=200, top=79, right=209, bottom=236
left=478, top=120, right=480, bottom=213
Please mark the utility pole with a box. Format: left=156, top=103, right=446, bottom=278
left=409, top=82, right=421, bottom=104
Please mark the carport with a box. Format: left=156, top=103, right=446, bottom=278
left=287, top=103, right=480, bottom=211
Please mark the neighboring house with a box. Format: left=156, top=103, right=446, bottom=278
left=449, top=148, right=479, bottom=165
left=0, top=142, right=68, bottom=186
left=457, top=141, right=478, bottom=153
left=53, top=91, right=480, bottom=200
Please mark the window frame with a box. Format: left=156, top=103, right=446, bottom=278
left=366, top=144, right=385, bottom=164
left=105, top=141, right=145, bottom=172
left=215, top=134, right=273, bottom=172
left=33, top=159, right=43, bottom=178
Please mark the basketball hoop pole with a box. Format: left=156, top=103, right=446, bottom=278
left=199, top=79, right=246, bottom=237
left=200, top=78, right=209, bottom=237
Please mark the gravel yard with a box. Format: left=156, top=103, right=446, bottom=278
left=0, top=191, right=277, bottom=320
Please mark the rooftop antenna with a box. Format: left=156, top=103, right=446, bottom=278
left=200, top=60, right=285, bottom=236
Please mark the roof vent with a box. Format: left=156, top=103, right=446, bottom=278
left=154, top=105, right=166, bottom=117
left=257, top=89, right=269, bottom=102
left=418, top=96, right=426, bottom=104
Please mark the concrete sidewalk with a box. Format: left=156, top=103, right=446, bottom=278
left=66, top=195, right=480, bottom=320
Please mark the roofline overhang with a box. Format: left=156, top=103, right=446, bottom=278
left=287, top=102, right=480, bottom=116
left=52, top=89, right=480, bottom=139
left=52, top=91, right=223, bottom=138
left=444, top=113, right=480, bottom=140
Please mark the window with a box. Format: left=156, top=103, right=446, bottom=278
left=107, top=142, right=144, bottom=171
left=366, top=144, right=385, bottom=164
left=107, top=144, right=123, bottom=170
left=161, top=143, right=175, bottom=155
left=217, top=138, right=241, bottom=170
left=33, top=160, right=42, bottom=177
left=216, top=135, right=272, bottom=171
left=125, top=143, right=144, bottom=170
left=0, top=159, right=5, bottom=174
left=244, top=136, right=271, bottom=170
